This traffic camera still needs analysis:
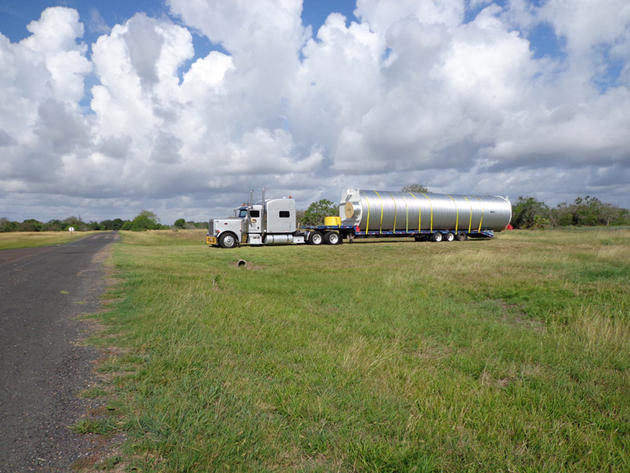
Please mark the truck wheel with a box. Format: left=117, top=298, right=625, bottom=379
left=445, top=232, right=455, bottom=242
left=219, top=232, right=237, bottom=248
left=431, top=232, right=443, bottom=242
left=324, top=231, right=340, bottom=245
left=455, top=232, right=467, bottom=241
left=309, top=231, right=323, bottom=245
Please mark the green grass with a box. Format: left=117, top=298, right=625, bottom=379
left=92, top=228, right=629, bottom=472
left=0, top=231, right=97, bottom=249
left=79, top=387, right=108, bottom=399
left=72, top=417, right=118, bottom=435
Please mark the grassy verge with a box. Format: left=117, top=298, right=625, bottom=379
left=91, top=228, right=629, bottom=472
left=0, top=231, right=97, bottom=250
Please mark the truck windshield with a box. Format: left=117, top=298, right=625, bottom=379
left=238, top=209, right=248, bottom=218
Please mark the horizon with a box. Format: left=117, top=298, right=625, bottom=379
left=1, top=0, right=629, bottom=224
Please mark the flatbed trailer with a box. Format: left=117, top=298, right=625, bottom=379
left=301, top=224, right=494, bottom=245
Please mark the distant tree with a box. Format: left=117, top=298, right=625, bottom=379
left=174, top=218, right=186, bottom=229
left=532, top=215, right=551, bottom=229
left=551, top=202, right=572, bottom=227
left=551, top=196, right=630, bottom=227
left=613, top=208, right=630, bottom=226
left=301, top=199, right=338, bottom=226
left=63, top=216, right=86, bottom=231
left=0, top=218, right=18, bottom=232
left=402, top=184, right=429, bottom=193
left=511, top=197, right=549, bottom=229
left=110, top=218, right=125, bottom=230
left=42, top=219, right=64, bottom=231
left=573, top=196, right=600, bottom=226
left=183, top=220, right=207, bottom=229
left=99, top=219, right=127, bottom=230
left=129, top=210, right=160, bottom=231
left=295, top=209, right=306, bottom=226
left=18, top=219, right=43, bottom=232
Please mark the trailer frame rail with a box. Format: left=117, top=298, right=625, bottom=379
left=301, top=224, right=494, bottom=239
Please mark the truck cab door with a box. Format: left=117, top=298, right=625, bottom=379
left=248, top=206, right=262, bottom=234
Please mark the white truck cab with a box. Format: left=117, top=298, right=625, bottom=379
left=206, top=197, right=305, bottom=248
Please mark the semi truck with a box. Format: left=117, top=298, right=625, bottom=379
left=206, top=188, right=512, bottom=248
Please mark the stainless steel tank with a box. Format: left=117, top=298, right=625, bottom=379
left=263, top=234, right=295, bottom=244
left=340, top=189, right=511, bottom=233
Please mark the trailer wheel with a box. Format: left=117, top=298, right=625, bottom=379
left=455, top=232, right=467, bottom=241
left=431, top=232, right=443, bottom=242
left=309, top=231, right=323, bottom=245
left=445, top=232, right=455, bottom=242
left=324, top=231, right=340, bottom=245
left=219, top=232, right=237, bottom=248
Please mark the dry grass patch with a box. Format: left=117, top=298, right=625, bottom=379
left=0, top=231, right=98, bottom=249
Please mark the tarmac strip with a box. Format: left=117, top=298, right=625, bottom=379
left=0, top=232, right=117, bottom=473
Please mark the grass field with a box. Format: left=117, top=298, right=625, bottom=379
left=86, top=228, right=629, bottom=472
left=0, top=231, right=96, bottom=250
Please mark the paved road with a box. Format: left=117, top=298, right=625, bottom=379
left=0, top=233, right=117, bottom=472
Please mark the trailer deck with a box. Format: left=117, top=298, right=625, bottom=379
left=302, top=224, right=494, bottom=240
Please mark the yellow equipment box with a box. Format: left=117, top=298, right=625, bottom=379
left=324, top=216, right=341, bottom=226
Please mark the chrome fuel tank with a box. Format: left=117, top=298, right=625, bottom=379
left=340, top=189, right=511, bottom=232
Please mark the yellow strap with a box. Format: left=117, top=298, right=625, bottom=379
left=464, top=196, right=472, bottom=233
left=365, top=194, right=370, bottom=233
left=447, top=195, right=459, bottom=233
left=408, top=192, right=420, bottom=231
left=374, top=191, right=384, bottom=234
left=421, top=193, right=433, bottom=232
left=391, top=195, right=398, bottom=232
left=478, top=197, right=484, bottom=232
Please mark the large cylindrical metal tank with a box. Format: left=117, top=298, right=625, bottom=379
left=340, top=189, right=511, bottom=233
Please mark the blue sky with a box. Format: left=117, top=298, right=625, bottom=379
left=0, top=1, right=565, bottom=65
left=0, top=1, right=628, bottom=222
left=0, top=1, right=357, bottom=51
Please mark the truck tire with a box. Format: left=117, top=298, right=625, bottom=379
left=219, top=232, right=237, bottom=248
left=431, top=232, right=443, bottom=242
left=445, top=232, right=455, bottom=242
left=455, top=231, right=467, bottom=241
left=324, top=231, right=341, bottom=245
left=309, top=231, right=323, bottom=245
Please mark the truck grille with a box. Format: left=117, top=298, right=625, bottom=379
left=208, top=220, right=214, bottom=234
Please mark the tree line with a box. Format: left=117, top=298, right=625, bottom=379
left=4, top=187, right=627, bottom=232
left=511, top=195, right=630, bottom=229
left=0, top=210, right=207, bottom=232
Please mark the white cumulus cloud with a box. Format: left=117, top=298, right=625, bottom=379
left=0, top=1, right=629, bottom=223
